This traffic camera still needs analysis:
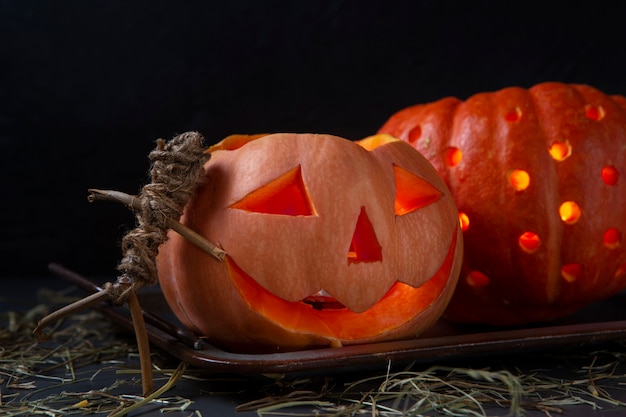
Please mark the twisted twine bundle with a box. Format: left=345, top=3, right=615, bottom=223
left=36, top=131, right=214, bottom=396
left=110, top=131, right=210, bottom=302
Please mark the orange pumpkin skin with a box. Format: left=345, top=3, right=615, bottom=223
left=379, top=82, right=626, bottom=325
left=156, top=133, right=462, bottom=352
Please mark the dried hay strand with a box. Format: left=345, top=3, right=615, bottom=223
left=3, top=287, right=626, bottom=416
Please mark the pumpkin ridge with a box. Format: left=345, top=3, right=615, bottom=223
left=528, top=83, right=582, bottom=302
left=438, top=98, right=463, bottom=188
left=495, top=86, right=554, bottom=302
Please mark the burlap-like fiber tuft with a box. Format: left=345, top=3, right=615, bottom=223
left=112, top=131, right=209, bottom=303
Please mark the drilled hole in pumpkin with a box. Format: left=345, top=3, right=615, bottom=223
left=549, top=140, right=572, bottom=161
left=585, top=104, right=605, bottom=121
left=348, top=206, right=383, bottom=264
left=229, top=165, right=316, bottom=216
left=559, top=201, right=581, bottom=224
left=519, top=231, right=541, bottom=253
left=393, top=164, right=442, bottom=216
left=443, top=147, right=462, bottom=167
left=408, top=125, right=422, bottom=144
left=561, top=263, right=583, bottom=283
left=466, top=271, right=490, bottom=287
left=508, top=169, right=530, bottom=191
left=615, top=263, right=626, bottom=279
left=504, top=107, right=522, bottom=122
left=604, top=228, right=622, bottom=249
left=601, top=165, right=619, bottom=185
left=459, top=212, right=470, bottom=231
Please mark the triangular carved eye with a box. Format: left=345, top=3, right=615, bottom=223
left=394, top=164, right=442, bottom=216
left=348, top=207, right=383, bottom=264
left=229, top=165, right=316, bottom=216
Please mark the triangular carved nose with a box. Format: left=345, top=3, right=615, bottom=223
left=348, top=206, right=382, bottom=264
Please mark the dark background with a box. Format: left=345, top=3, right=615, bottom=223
left=3, top=1, right=626, bottom=279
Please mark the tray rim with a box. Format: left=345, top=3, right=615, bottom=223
left=49, top=263, right=626, bottom=375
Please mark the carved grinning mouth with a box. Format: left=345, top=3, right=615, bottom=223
left=224, top=229, right=458, bottom=340
left=302, top=289, right=346, bottom=310
left=222, top=153, right=454, bottom=339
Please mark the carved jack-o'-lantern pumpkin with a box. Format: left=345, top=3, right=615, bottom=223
left=379, top=82, right=626, bottom=325
left=156, top=133, right=462, bottom=352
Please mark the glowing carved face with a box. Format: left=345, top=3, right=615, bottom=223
left=157, top=133, right=462, bottom=352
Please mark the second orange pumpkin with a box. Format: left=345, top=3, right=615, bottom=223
left=379, top=82, right=626, bottom=325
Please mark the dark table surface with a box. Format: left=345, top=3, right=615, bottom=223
left=2, top=271, right=626, bottom=417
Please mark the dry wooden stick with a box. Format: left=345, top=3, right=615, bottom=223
left=87, top=188, right=225, bottom=262
left=34, top=290, right=111, bottom=339
left=127, top=290, right=154, bottom=395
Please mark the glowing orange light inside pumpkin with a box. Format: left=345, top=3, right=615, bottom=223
left=208, top=133, right=268, bottom=152
left=559, top=201, right=581, bottom=224
left=229, top=165, right=316, bottom=216
left=504, top=107, right=522, bottom=122
left=508, top=169, right=530, bottom=191
left=549, top=140, right=572, bottom=161
left=348, top=206, right=383, bottom=264
left=585, top=104, right=605, bottom=121
left=393, top=165, right=442, bottom=216
left=459, top=212, right=470, bottom=231
left=601, top=165, right=619, bottom=185
left=224, top=234, right=458, bottom=340
left=519, top=231, right=541, bottom=253
left=357, top=133, right=399, bottom=151
left=561, top=263, right=583, bottom=283
left=443, top=147, right=462, bottom=167
left=466, top=271, right=489, bottom=287
left=603, top=228, right=622, bottom=249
